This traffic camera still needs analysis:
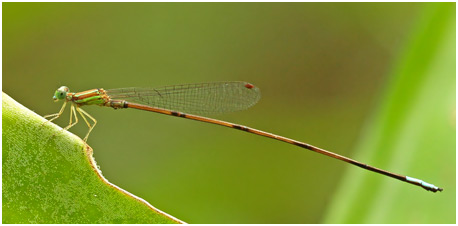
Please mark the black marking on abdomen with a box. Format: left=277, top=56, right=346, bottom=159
left=112, top=100, right=128, bottom=109
left=233, top=125, right=250, bottom=132
left=171, top=111, right=187, bottom=118
left=295, top=142, right=312, bottom=149
left=351, top=161, right=367, bottom=169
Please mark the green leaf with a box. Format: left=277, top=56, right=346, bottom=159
left=2, top=92, right=184, bottom=224
left=323, top=3, right=455, bottom=223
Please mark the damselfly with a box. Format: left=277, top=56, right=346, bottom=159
left=44, top=81, right=443, bottom=192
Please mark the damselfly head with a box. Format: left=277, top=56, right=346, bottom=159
left=53, top=86, right=69, bottom=102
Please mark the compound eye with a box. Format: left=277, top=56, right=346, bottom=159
left=53, top=86, right=69, bottom=101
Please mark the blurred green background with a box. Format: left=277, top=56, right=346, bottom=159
left=3, top=2, right=455, bottom=223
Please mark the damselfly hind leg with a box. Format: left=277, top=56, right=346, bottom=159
left=76, top=107, right=97, bottom=142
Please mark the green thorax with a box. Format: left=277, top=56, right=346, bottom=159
left=69, top=89, right=109, bottom=106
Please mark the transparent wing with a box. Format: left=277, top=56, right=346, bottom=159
left=106, top=81, right=261, bottom=115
